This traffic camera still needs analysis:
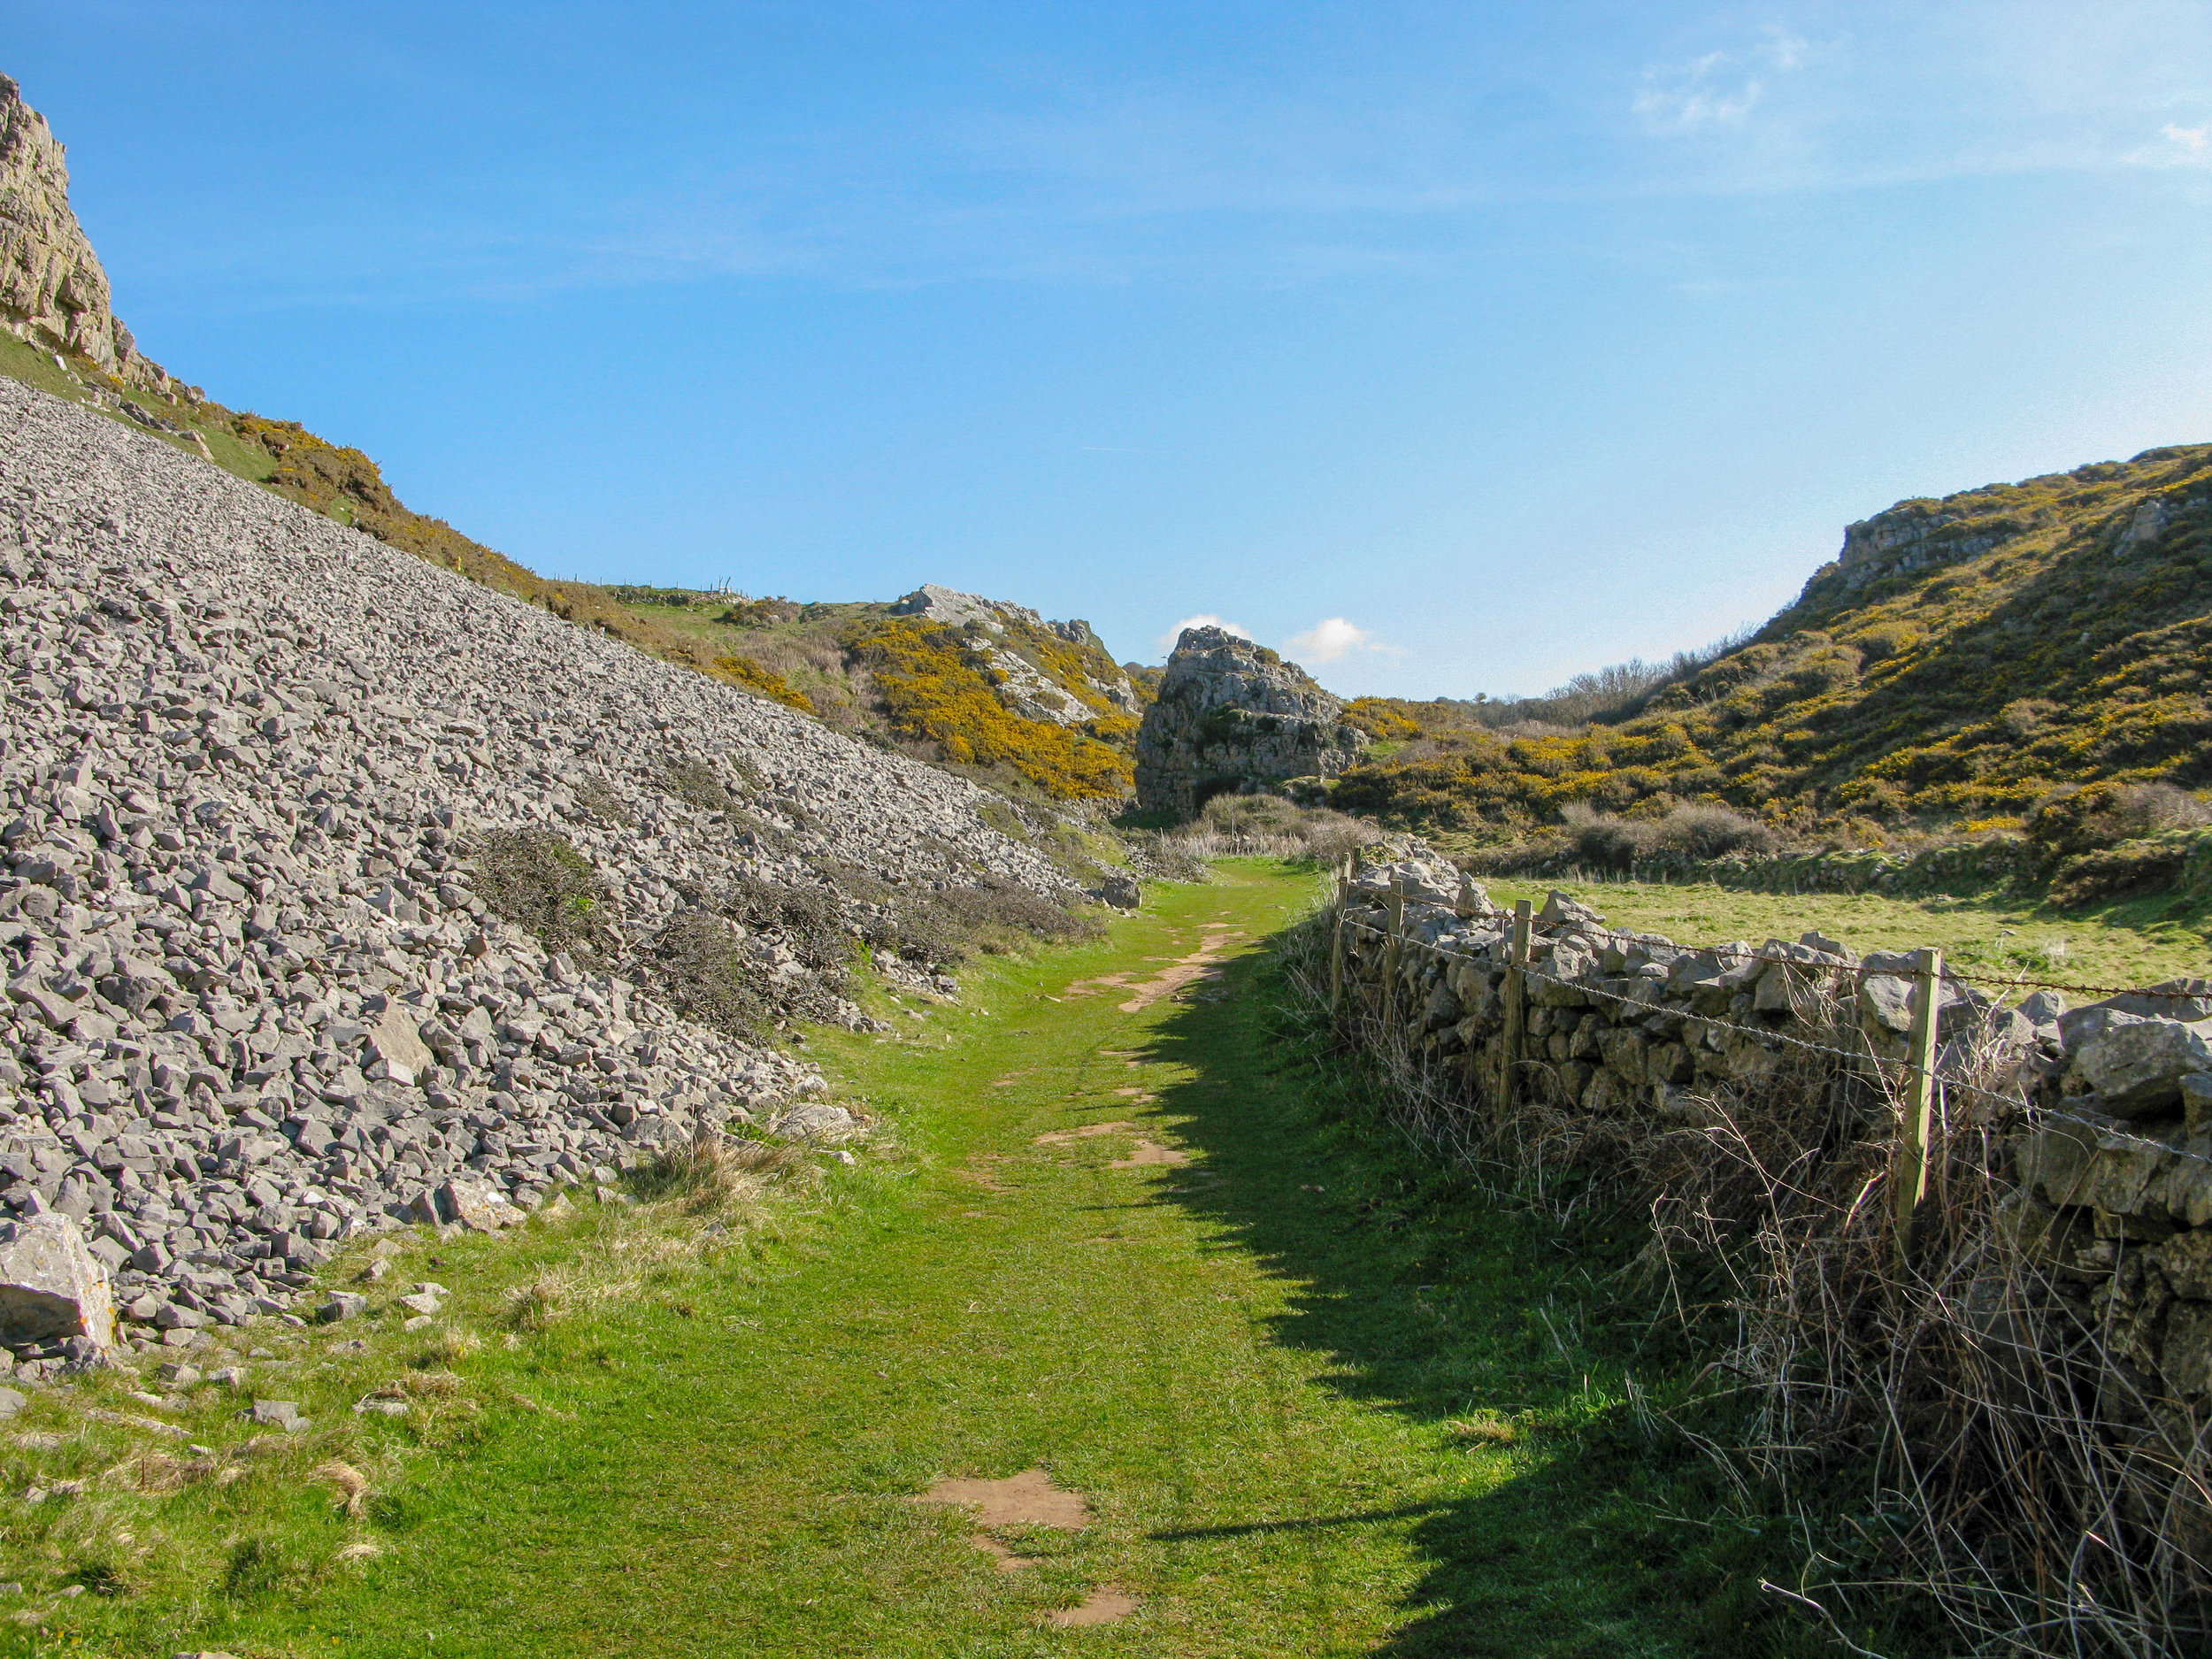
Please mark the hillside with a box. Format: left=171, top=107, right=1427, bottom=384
left=605, top=583, right=1148, bottom=801
left=0, top=75, right=1143, bottom=808
left=1330, top=444, right=2212, bottom=847
left=0, top=373, right=1094, bottom=1343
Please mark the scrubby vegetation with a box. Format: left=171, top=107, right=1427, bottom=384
left=1324, top=445, right=2212, bottom=920
left=470, top=830, right=615, bottom=958
left=840, top=616, right=1135, bottom=799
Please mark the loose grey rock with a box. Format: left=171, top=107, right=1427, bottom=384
left=315, top=1293, right=367, bottom=1324
left=0, top=1214, right=114, bottom=1353
left=247, top=1399, right=305, bottom=1432
left=0, top=1386, right=23, bottom=1418
left=0, top=376, right=1075, bottom=1355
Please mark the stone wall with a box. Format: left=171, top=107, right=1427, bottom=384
left=1327, top=843, right=2212, bottom=1421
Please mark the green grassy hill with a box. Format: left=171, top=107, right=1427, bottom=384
left=1331, top=444, right=2212, bottom=855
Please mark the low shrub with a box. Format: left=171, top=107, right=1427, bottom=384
left=2048, top=826, right=2212, bottom=908
left=471, top=830, right=613, bottom=956
left=888, top=879, right=1102, bottom=965
left=1561, top=802, right=1658, bottom=872
left=719, top=875, right=851, bottom=973
left=570, top=774, right=634, bottom=827
left=659, top=754, right=739, bottom=814
left=2029, top=781, right=2212, bottom=872
left=1655, top=803, right=1779, bottom=861
left=641, top=912, right=776, bottom=1041
left=1148, top=795, right=1376, bottom=867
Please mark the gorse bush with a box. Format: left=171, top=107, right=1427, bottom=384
left=841, top=617, right=1134, bottom=800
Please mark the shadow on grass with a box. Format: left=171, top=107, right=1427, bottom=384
left=1130, top=933, right=1866, bottom=1659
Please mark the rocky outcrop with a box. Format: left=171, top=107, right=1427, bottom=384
left=1133, top=627, right=1365, bottom=818
left=0, top=377, right=1073, bottom=1377
left=890, top=585, right=1139, bottom=725
left=0, top=75, right=165, bottom=389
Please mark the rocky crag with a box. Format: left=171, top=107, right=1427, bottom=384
left=0, top=75, right=165, bottom=390
left=0, top=377, right=1072, bottom=1377
left=888, top=584, right=1140, bottom=726
left=1133, top=626, right=1366, bottom=818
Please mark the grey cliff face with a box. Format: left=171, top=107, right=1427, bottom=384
left=1133, top=626, right=1365, bottom=818
left=0, top=74, right=165, bottom=389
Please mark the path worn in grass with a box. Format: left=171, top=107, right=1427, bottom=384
left=50, top=860, right=1839, bottom=1656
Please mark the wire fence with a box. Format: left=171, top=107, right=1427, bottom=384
left=1332, top=908, right=2212, bottom=1179
left=1312, top=872, right=2212, bottom=1655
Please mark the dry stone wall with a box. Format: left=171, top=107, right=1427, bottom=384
left=1330, top=842, right=2212, bottom=1415
left=0, top=378, right=1071, bottom=1379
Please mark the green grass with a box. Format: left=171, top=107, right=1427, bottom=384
left=9, top=863, right=1882, bottom=1656
left=1482, top=873, right=2211, bottom=989
left=0, top=334, right=274, bottom=481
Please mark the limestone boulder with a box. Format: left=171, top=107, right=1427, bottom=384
left=1133, top=626, right=1365, bottom=817
left=2070, top=1018, right=2212, bottom=1118
left=0, top=1213, right=114, bottom=1352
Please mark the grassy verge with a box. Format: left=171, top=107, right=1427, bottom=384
left=11, top=861, right=1897, bottom=1656
left=1480, top=872, right=2209, bottom=988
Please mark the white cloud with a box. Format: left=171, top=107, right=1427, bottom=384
left=1283, top=617, right=1402, bottom=665
left=1156, top=613, right=1250, bottom=655
left=1633, top=27, right=1812, bottom=134
left=2125, top=122, right=2212, bottom=167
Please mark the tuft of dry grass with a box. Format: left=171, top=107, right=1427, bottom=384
left=417, top=1330, right=482, bottom=1368
left=314, top=1461, right=371, bottom=1517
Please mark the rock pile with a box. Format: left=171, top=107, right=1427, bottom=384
left=0, top=378, right=1071, bottom=1375
left=1133, top=626, right=1365, bottom=818
left=0, top=75, right=167, bottom=391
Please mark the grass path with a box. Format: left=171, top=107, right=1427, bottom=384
left=54, top=860, right=1833, bottom=1657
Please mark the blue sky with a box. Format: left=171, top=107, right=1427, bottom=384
left=12, top=3, right=2212, bottom=696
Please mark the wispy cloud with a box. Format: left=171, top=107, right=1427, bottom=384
left=1156, top=613, right=1249, bottom=655
left=1284, top=617, right=1402, bottom=665
left=1632, top=27, right=1812, bottom=134
left=2126, top=121, right=2212, bottom=167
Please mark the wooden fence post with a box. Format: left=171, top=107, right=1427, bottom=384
left=1498, top=899, right=1532, bottom=1116
left=1328, top=902, right=1347, bottom=1019
left=1893, top=946, right=1944, bottom=1266
left=1382, top=877, right=1406, bottom=1027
